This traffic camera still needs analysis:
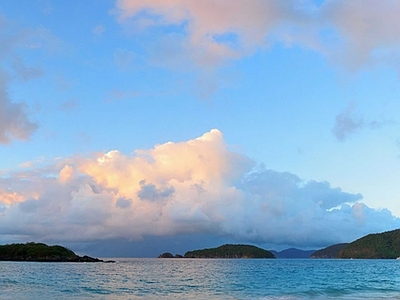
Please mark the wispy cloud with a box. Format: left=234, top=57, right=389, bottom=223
left=59, top=99, right=79, bottom=112
left=114, top=0, right=296, bottom=67
left=92, top=24, right=105, bottom=36
left=0, top=14, right=62, bottom=144
left=332, top=102, right=364, bottom=141
left=1, top=129, right=398, bottom=247
left=332, top=102, right=392, bottom=141
left=0, top=75, right=38, bottom=144
left=104, top=88, right=142, bottom=102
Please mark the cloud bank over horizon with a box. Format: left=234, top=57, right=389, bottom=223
left=1, top=129, right=399, bottom=249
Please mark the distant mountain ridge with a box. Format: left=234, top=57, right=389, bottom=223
left=270, top=248, right=317, bottom=258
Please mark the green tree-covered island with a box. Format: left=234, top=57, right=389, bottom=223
left=0, top=242, right=114, bottom=262
left=336, top=229, right=400, bottom=259
left=310, top=243, right=349, bottom=259
left=160, top=229, right=400, bottom=259
left=311, top=228, right=400, bottom=259
left=160, top=244, right=275, bottom=259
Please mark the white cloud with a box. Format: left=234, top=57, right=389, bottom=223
left=0, top=129, right=398, bottom=248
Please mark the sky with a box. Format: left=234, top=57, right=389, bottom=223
left=1, top=0, right=400, bottom=257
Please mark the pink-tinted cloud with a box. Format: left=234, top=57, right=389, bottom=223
left=115, top=0, right=297, bottom=67
left=0, top=129, right=398, bottom=247
left=114, top=0, right=400, bottom=71
left=0, top=191, right=24, bottom=205
left=321, top=0, right=400, bottom=69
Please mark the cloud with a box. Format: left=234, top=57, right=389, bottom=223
left=1, top=129, right=399, bottom=248
left=332, top=102, right=391, bottom=141
left=332, top=102, right=364, bottom=141
left=0, top=75, right=38, bottom=144
left=0, top=15, right=60, bottom=144
left=137, top=180, right=175, bottom=201
left=321, top=0, right=400, bottom=69
left=59, top=99, right=79, bottom=111
left=113, top=0, right=400, bottom=99
left=115, top=0, right=297, bottom=67
left=92, top=24, right=105, bottom=36
left=10, top=56, right=44, bottom=81
left=58, top=165, right=74, bottom=184
left=114, top=48, right=136, bottom=70
left=104, top=89, right=142, bottom=102
left=114, top=0, right=400, bottom=72
left=116, top=197, right=132, bottom=209
left=0, top=191, right=24, bottom=205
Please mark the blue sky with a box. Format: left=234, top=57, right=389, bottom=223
left=1, top=0, right=400, bottom=257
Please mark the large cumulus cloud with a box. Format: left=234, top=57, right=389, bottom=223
left=0, top=129, right=398, bottom=248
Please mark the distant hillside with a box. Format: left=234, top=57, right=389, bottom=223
left=184, top=244, right=275, bottom=258
left=311, top=243, right=349, bottom=258
left=0, top=242, right=112, bottom=262
left=337, top=229, right=400, bottom=259
left=271, top=248, right=317, bottom=258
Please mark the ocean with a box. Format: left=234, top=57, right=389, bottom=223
left=1, top=258, right=400, bottom=299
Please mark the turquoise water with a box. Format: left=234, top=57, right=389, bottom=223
left=1, top=259, right=400, bottom=299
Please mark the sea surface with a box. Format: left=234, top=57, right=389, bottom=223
left=1, top=258, right=400, bottom=299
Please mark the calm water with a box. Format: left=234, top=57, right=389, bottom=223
left=1, top=259, right=400, bottom=299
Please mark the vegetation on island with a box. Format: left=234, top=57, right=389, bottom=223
left=158, top=252, right=183, bottom=258
left=310, top=243, right=349, bottom=259
left=0, top=242, right=113, bottom=262
left=183, top=244, right=275, bottom=258
left=337, top=229, right=400, bottom=259
left=159, top=228, right=400, bottom=260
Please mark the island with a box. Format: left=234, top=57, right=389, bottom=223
left=336, top=229, right=400, bottom=259
left=310, top=243, right=349, bottom=258
left=183, top=244, right=275, bottom=258
left=156, top=228, right=400, bottom=260
left=0, top=242, right=114, bottom=262
left=158, top=252, right=183, bottom=258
